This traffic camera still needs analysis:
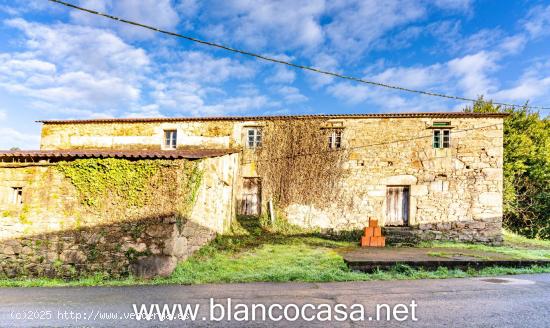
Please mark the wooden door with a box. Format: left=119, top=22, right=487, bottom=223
left=240, top=178, right=261, bottom=216
left=386, top=186, right=409, bottom=226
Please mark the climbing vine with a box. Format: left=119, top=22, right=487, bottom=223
left=57, top=158, right=165, bottom=207
left=254, top=119, right=349, bottom=209
left=56, top=158, right=203, bottom=219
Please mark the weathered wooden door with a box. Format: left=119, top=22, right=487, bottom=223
left=386, top=186, right=409, bottom=226
left=240, top=178, right=261, bottom=216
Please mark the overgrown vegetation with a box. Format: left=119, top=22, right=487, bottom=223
left=57, top=158, right=167, bottom=207
left=255, top=119, right=348, bottom=208
left=2, top=217, right=548, bottom=287
left=464, top=98, right=549, bottom=239
left=56, top=158, right=203, bottom=219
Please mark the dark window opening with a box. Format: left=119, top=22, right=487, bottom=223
left=11, top=187, right=23, bottom=205
left=433, top=129, right=450, bottom=148
left=246, top=128, right=262, bottom=149
left=164, top=130, right=177, bottom=149
left=328, top=130, right=342, bottom=149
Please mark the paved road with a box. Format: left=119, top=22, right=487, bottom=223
left=0, top=274, right=549, bottom=327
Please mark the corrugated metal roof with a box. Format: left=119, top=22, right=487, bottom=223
left=0, top=149, right=237, bottom=160
left=37, top=112, right=509, bottom=124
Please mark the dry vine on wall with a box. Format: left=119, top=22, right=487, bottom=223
left=255, top=119, right=349, bottom=210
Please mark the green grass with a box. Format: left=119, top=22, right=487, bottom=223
left=1, top=218, right=549, bottom=287
left=419, top=232, right=550, bottom=260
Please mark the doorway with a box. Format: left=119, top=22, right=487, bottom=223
left=385, top=186, right=410, bottom=226
left=240, top=178, right=261, bottom=216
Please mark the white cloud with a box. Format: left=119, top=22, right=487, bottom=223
left=71, top=0, right=180, bottom=40
left=0, top=18, right=150, bottom=116
left=370, top=65, right=444, bottom=89
left=0, top=109, right=6, bottom=121
left=490, top=59, right=550, bottom=105
left=164, top=51, right=255, bottom=84
left=264, top=67, right=296, bottom=84
left=498, top=34, right=527, bottom=54
left=327, top=51, right=501, bottom=110
left=431, top=0, right=473, bottom=12
left=6, top=18, right=149, bottom=76
left=491, top=77, right=550, bottom=102
left=523, top=4, right=550, bottom=39
left=200, top=0, right=325, bottom=51
left=447, top=51, right=498, bottom=97
left=307, top=52, right=340, bottom=88
left=276, top=86, right=308, bottom=103
left=325, top=1, right=426, bottom=58
left=0, top=127, right=40, bottom=150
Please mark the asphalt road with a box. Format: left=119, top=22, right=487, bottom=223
left=0, top=273, right=549, bottom=327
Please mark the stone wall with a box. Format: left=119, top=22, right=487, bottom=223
left=281, top=117, right=504, bottom=244
left=38, top=115, right=505, bottom=244
left=0, top=154, right=238, bottom=278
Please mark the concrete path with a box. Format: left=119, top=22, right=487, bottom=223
left=0, top=273, right=549, bottom=327
left=343, top=247, right=550, bottom=271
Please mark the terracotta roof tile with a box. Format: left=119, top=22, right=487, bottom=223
left=0, top=149, right=237, bottom=160
left=37, top=112, right=509, bottom=124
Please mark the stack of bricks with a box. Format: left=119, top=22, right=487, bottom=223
left=360, top=219, right=386, bottom=247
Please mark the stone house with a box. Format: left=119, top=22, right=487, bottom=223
left=0, top=112, right=506, bottom=277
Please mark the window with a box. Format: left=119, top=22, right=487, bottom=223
left=246, top=128, right=262, bottom=149
left=433, top=129, right=450, bottom=148
left=11, top=187, right=23, bottom=205
left=164, top=130, right=177, bottom=149
left=328, top=130, right=342, bottom=149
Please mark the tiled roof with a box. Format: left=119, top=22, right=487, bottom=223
left=38, top=112, right=509, bottom=124
left=0, top=149, right=237, bottom=160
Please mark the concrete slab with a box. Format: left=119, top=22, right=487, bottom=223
left=342, top=247, right=550, bottom=272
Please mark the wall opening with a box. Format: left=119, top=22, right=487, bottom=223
left=10, top=187, right=23, bottom=206
left=385, top=186, right=409, bottom=226
left=240, top=178, right=261, bottom=216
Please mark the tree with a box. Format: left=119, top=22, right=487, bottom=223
left=465, top=97, right=550, bottom=239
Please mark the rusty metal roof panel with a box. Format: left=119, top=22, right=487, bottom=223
left=37, top=112, right=509, bottom=124
left=0, top=149, right=238, bottom=160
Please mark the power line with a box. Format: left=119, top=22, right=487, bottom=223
left=242, top=122, right=503, bottom=164
left=49, top=0, right=550, bottom=111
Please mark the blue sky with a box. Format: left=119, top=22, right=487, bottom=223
left=0, top=0, right=549, bottom=149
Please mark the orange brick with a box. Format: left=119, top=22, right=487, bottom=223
left=373, top=227, right=382, bottom=237
left=380, top=237, right=386, bottom=247
left=369, top=219, right=378, bottom=227
left=360, top=236, right=371, bottom=247
left=368, top=236, right=384, bottom=247
left=364, top=227, right=374, bottom=237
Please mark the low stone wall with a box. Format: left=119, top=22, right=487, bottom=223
left=0, top=217, right=216, bottom=279
left=414, top=220, right=503, bottom=244
left=0, top=154, right=238, bottom=279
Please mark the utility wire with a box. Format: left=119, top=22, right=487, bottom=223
left=48, top=0, right=550, bottom=111
left=241, top=122, right=503, bottom=164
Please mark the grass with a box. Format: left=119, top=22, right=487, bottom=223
left=419, top=231, right=550, bottom=260
left=1, top=217, right=549, bottom=287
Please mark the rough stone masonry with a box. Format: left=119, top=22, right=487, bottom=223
left=0, top=112, right=507, bottom=278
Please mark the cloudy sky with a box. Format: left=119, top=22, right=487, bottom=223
left=0, top=0, right=549, bottom=149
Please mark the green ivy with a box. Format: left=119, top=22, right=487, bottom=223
left=55, top=158, right=203, bottom=219
left=56, top=158, right=168, bottom=207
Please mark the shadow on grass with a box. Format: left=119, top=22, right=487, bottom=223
left=192, top=215, right=362, bottom=259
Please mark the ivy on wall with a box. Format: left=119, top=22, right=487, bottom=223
left=57, top=158, right=165, bottom=207
left=56, top=158, right=203, bottom=218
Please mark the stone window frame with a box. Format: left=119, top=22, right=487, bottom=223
left=163, top=129, right=178, bottom=150
left=245, top=127, right=262, bottom=149
left=433, top=129, right=451, bottom=148
left=10, top=186, right=23, bottom=206
left=328, top=129, right=343, bottom=149
left=429, top=121, right=453, bottom=149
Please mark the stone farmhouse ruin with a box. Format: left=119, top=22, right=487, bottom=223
left=0, top=112, right=507, bottom=278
